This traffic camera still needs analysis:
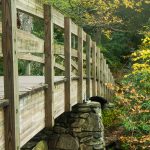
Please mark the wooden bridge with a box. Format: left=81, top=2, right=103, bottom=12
left=0, top=0, right=114, bottom=150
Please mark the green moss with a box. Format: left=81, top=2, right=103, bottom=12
left=33, top=141, right=48, bottom=150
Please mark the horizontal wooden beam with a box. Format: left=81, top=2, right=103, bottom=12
left=16, top=0, right=44, bottom=18
left=16, top=0, right=87, bottom=37
left=18, top=53, right=44, bottom=63
left=55, top=63, right=65, bottom=71
left=0, top=28, right=44, bottom=55
left=71, top=22, right=78, bottom=36
left=53, top=7, right=64, bottom=28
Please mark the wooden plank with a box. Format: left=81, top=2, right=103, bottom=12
left=18, top=53, right=44, bottom=63
left=2, top=0, right=20, bottom=149
left=64, top=17, right=71, bottom=111
left=17, top=29, right=44, bottom=53
left=103, top=59, right=107, bottom=99
left=77, top=27, right=83, bottom=102
left=100, top=53, right=104, bottom=97
left=106, top=64, right=109, bottom=100
left=0, top=108, right=5, bottom=150
left=16, top=0, right=44, bottom=18
left=108, top=68, right=111, bottom=100
left=0, top=29, right=44, bottom=55
left=18, top=53, right=66, bottom=71
left=92, top=42, right=97, bottom=96
left=55, top=63, right=65, bottom=71
left=25, top=62, right=31, bottom=75
left=97, top=48, right=100, bottom=96
left=71, top=21, right=78, bottom=36
left=83, top=31, right=86, bottom=41
left=53, top=7, right=64, bottom=28
left=16, top=0, right=66, bottom=28
left=44, top=5, right=54, bottom=127
left=86, top=35, right=91, bottom=99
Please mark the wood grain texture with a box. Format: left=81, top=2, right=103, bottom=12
left=77, top=27, right=83, bottom=102
left=64, top=17, right=71, bottom=111
left=71, top=22, right=78, bottom=36
left=54, top=82, right=65, bottom=118
left=103, top=59, right=107, bottom=99
left=18, top=53, right=44, bottom=63
left=16, top=0, right=43, bottom=18
left=86, top=35, right=91, bottom=98
left=92, top=42, right=97, bottom=96
left=97, top=48, right=101, bottom=96
left=100, top=53, right=104, bottom=97
left=20, top=90, right=45, bottom=147
left=0, top=108, right=5, bottom=150
left=44, top=5, right=54, bottom=127
left=0, top=29, right=44, bottom=55
left=2, top=0, right=20, bottom=149
left=71, top=80, right=78, bottom=106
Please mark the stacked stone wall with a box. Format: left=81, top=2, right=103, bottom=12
left=22, top=102, right=105, bottom=150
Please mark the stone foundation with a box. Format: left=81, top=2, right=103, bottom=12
left=22, top=102, right=105, bottom=150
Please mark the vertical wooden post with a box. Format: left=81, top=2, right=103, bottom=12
left=86, top=35, right=91, bottom=99
left=44, top=5, right=54, bottom=127
left=106, top=64, right=109, bottom=100
left=26, top=61, right=31, bottom=75
left=92, top=42, right=96, bottom=96
left=97, top=48, right=100, bottom=96
left=103, top=59, right=107, bottom=99
left=2, top=0, right=20, bottom=149
left=64, top=17, right=71, bottom=111
left=108, top=68, right=111, bottom=100
left=100, top=54, right=104, bottom=97
left=78, top=27, right=83, bottom=102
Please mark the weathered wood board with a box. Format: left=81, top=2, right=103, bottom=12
left=0, top=28, right=44, bottom=56
left=20, top=90, right=45, bottom=147
left=0, top=108, right=5, bottom=150
left=71, top=80, right=78, bottom=106
left=54, top=82, right=65, bottom=118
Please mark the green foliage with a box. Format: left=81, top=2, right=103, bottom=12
left=18, top=60, right=43, bottom=76
left=114, top=34, right=150, bottom=149
left=102, top=108, right=120, bottom=129
left=101, top=32, right=133, bottom=71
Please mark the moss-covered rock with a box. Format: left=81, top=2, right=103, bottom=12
left=33, top=141, right=48, bottom=150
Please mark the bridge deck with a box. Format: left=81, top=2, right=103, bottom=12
left=0, top=76, right=65, bottom=100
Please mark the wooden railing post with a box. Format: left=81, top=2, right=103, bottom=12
left=106, top=64, right=109, bottom=100
left=103, top=59, right=107, bottom=99
left=78, top=27, right=83, bottom=102
left=100, top=53, right=104, bottom=97
left=97, top=48, right=100, bottom=96
left=92, top=42, right=97, bottom=96
left=2, top=0, right=20, bottom=149
left=64, top=17, right=71, bottom=111
left=26, top=61, right=31, bottom=75
left=108, top=68, right=111, bottom=100
left=86, top=35, right=91, bottom=99
left=44, top=5, right=54, bottom=127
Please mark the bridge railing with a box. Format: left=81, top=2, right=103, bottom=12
left=0, top=0, right=115, bottom=149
